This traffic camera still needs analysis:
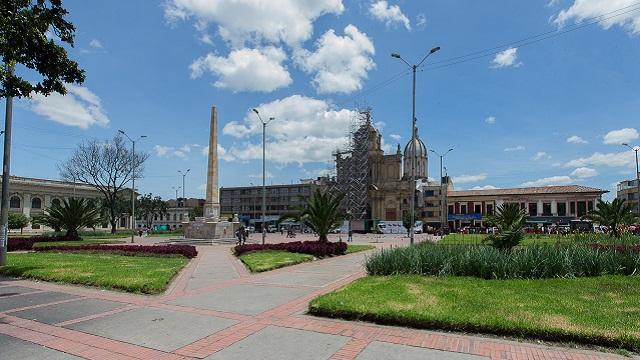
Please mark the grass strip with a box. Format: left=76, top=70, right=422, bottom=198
left=33, top=239, right=125, bottom=249
left=345, top=244, right=376, bottom=254
left=310, top=275, right=640, bottom=352
left=239, top=250, right=314, bottom=272
left=0, top=252, right=188, bottom=294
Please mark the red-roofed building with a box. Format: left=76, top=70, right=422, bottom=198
left=447, top=185, right=608, bottom=229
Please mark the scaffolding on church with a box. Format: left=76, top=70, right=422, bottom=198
left=329, top=109, right=372, bottom=221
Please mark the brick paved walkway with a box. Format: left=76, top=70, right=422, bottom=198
left=0, top=235, right=634, bottom=360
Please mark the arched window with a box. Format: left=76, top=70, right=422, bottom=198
left=9, top=196, right=20, bottom=208
left=173, top=214, right=177, bottom=221
left=52, top=198, right=61, bottom=207
left=31, top=197, right=42, bottom=209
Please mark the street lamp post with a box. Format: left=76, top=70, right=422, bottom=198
left=178, top=169, right=190, bottom=207
left=172, top=186, right=181, bottom=201
left=391, top=46, right=440, bottom=245
left=430, top=148, right=454, bottom=230
left=118, top=130, right=146, bottom=243
left=252, top=109, right=275, bottom=245
left=0, top=65, right=14, bottom=266
left=622, top=143, right=640, bottom=216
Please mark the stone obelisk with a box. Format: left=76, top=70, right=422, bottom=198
left=204, top=106, right=220, bottom=220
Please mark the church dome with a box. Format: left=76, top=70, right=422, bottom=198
left=403, top=130, right=427, bottom=158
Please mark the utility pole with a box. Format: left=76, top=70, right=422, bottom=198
left=252, top=109, right=274, bottom=245
left=392, top=46, right=440, bottom=245
left=430, top=148, right=454, bottom=230
left=622, top=143, right=640, bottom=216
left=0, top=64, right=15, bottom=266
left=118, top=130, right=146, bottom=243
left=178, top=169, right=190, bottom=207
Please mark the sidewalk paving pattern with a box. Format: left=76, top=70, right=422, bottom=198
left=0, top=235, right=634, bottom=359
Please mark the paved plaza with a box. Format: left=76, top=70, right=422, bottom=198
left=0, top=234, right=634, bottom=359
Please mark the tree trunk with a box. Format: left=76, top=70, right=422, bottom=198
left=65, top=228, right=79, bottom=241
left=110, top=220, right=117, bottom=234
left=318, top=234, right=328, bottom=243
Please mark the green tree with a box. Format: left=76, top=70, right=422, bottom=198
left=1, top=0, right=85, bottom=98
left=583, top=199, right=638, bottom=238
left=281, top=190, right=345, bottom=243
left=8, top=212, right=29, bottom=234
left=484, top=203, right=527, bottom=251
left=33, top=198, right=101, bottom=240
left=137, top=193, right=167, bottom=228
left=189, top=205, right=203, bottom=221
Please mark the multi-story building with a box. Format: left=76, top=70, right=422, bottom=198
left=135, top=207, right=190, bottom=231
left=0, top=176, right=132, bottom=233
left=447, top=185, right=608, bottom=229
left=617, top=177, right=640, bottom=215
left=219, top=178, right=327, bottom=229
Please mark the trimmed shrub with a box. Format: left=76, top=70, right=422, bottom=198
left=235, top=241, right=347, bottom=258
left=7, top=238, right=36, bottom=251
left=365, top=243, right=640, bottom=279
left=35, top=244, right=198, bottom=258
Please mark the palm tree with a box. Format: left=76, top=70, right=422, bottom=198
left=484, top=203, right=527, bottom=251
left=33, top=198, right=102, bottom=240
left=281, top=190, right=345, bottom=243
left=583, top=199, right=638, bottom=238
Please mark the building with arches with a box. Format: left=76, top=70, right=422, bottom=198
left=0, top=176, right=133, bottom=233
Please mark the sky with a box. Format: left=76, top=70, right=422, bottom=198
left=4, top=0, right=640, bottom=201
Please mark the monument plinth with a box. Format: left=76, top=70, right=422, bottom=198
left=183, top=106, right=239, bottom=241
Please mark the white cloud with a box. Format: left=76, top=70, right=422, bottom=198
left=295, top=25, right=375, bottom=94
left=566, top=135, right=587, bottom=144
left=603, top=128, right=639, bottom=145
left=153, top=145, right=187, bottom=158
left=532, top=151, right=551, bottom=161
left=415, top=13, right=427, bottom=29
left=554, top=0, right=640, bottom=35
left=471, top=185, right=499, bottom=190
left=222, top=94, right=356, bottom=164
left=248, top=171, right=274, bottom=179
left=29, top=84, right=109, bottom=129
left=164, top=0, right=345, bottom=48
left=89, top=39, right=103, bottom=48
left=491, top=47, right=522, bottom=68
left=190, top=47, right=292, bottom=92
left=453, top=173, right=488, bottom=184
left=520, top=176, right=574, bottom=187
left=564, top=151, right=636, bottom=168
left=390, top=134, right=401, bottom=141
left=504, top=145, right=525, bottom=152
left=369, top=1, right=411, bottom=30
left=570, top=167, right=599, bottom=178
left=485, top=116, right=496, bottom=125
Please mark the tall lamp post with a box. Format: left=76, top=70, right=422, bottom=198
left=430, top=148, right=454, bottom=230
left=172, top=186, right=181, bottom=201
left=178, top=169, right=190, bottom=207
left=391, top=46, right=440, bottom=245
left=622, top=143, right=640, bottom=216
left=0, top=65, right=14, bottom=266
left=118, top=130, right=146, bottom=243
left=252, top=108, right=275, bottom=245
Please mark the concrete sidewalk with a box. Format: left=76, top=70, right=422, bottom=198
left=0, top=237, right=632, bottom=360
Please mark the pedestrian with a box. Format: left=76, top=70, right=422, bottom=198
left=235, top=226, right=244, bottom=245
left=242, top=227, right=249, bottom=245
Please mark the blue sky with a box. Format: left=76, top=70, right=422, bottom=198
left=5, top=0, right=640, bottom=200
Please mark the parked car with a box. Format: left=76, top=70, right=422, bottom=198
left=247, top=226, right=255, bottom=232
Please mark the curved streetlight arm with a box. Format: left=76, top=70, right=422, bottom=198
left=417, top=46, right=441, bottom=67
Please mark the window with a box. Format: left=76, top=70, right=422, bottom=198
left=179, top=214, right=183, bottom=221
left=542, top=203, right=552, bottom=216
left=31, top=197, right=42, bottom=209
left=32, top=224, right=40, bottom=229
left=577, top=201, right=587, bottom=217
left=570, top=202, right=576, bottom=215
left=587, top=201, right=594, bottom=212
left=474, top=204, right=481, bottom=214
left=424, top=190, right=434, bottom=197
left=558, top=203, right=567, bottom=216
left=9, top=196, right=20, bottom=208
left=486, top=204, right=494, bottom=216
left=448, top=205, right=454, bottom=214
left=528, top=203, right=537, bottom=216
left=173, top=214, right=177, bottom=221
left=52, top=198, right=61, bottom=207
left=460, top=205, right=467, bottom=214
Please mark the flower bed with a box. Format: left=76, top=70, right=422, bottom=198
left=35, top=244, right=198, bottom=258
left=366, top=243, right=640, bottom=279
left=235, top=241, right=347, bottom=258
left=7, top=235, right=80, bottom=251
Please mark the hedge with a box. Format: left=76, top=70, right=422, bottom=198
left=35, top=244, right=198, bottom=258
left=7, top=235, right=80, bottom=252
left=235, top=241, right=347, bottom=258
left=365, top=243, right=640, bottom=279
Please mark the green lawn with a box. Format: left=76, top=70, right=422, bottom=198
left=33, top=239, right=126, bottom=249
left=0, top=252, right=189, bottom=294
left=310, top=275, right=640, bottom=351
left=239, top=250, right=314, bottom=272
left=346, top=244, right=376, bottom=254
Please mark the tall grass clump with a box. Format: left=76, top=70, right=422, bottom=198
left=365, top=243, right=640, bottom=279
